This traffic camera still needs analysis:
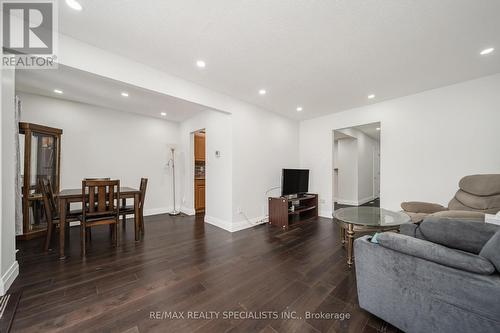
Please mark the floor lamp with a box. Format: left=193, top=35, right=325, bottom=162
left=168, top=147, right=180, bottom=216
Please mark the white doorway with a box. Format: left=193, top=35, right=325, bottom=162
left=193, top=129, right=206, bottom=215
left=333, top=122, right=381, bottom=209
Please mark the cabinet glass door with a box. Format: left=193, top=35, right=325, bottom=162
left=28, top=132, right=57, bottom=232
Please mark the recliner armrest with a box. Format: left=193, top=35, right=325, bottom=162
left=377, top=232, right=495, bottom=275
left=401, top=201, right=447, bottom=214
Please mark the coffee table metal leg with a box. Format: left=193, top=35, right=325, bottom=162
left=340, top=224, right=345, bottom=247
left=346, top=223, right=355, bottom=267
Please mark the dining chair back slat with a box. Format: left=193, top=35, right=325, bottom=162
left=80, top=179, right=120, bottom=256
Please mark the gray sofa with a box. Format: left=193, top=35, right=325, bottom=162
left=355, top=215, right=500, bottom=333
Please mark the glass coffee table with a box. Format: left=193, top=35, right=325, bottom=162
left=333, top=207, right=411, bottom=267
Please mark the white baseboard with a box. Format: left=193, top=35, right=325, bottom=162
left=0, top=261, right=19, bottom=296
left=144, top=207, right=174, bottom=216
left=204, top=215, right=232, bottom=232
left=336, top=199, right=359, bottom=206
left=358, top=196, right=376, bottom=206
left=204, top=215, right=267, bottom=232
left=232, top=216, right=267, bottom=232
left=180, top=206, right=195, bottom=216
left=337, top=196, right=377, bottom=207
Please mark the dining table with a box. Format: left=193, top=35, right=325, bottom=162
left=57, top=186, right=142, bottom=259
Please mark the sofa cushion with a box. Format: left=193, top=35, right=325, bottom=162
left=448, top=198, right=500, bottom=214
left=455, top=190, right=500, bottom=210
left=377, top=232, right=495, bottom=275
left=430, top=210, right=485, bottom=221
left=419, top=216, right=500, bottom=254
left=459, top=174, right=500, bottom=196
left=480, top=230, right=500, bottom=272
left=401, top=201, right=447, bottom=214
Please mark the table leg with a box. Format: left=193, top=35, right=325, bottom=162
left=122, top=198, right=127, bottom=229
left=340, top=224, right=345, bottom=247
left=346, top=223, right=355, bottom=267
left=134, top=193, right=140, bottom=241
left=59, top=198, right=67, bottom=260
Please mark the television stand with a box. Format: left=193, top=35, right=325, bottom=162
left=268, top=193, right=318, bottom=229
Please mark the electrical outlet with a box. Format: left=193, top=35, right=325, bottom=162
left=237, top=207, right=242, bottom=214
left=320, top=199, right=326, bottom=204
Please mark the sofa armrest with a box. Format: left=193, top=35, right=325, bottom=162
left=377, top=232, right=495, bottom=275
left=401, top=201, right=447, bottom=214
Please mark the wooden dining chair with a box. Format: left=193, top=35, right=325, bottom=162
left=39, top=179, right=80, bottom=252
left=79, top=179, right=120, bottom=257
left=120, top=178, right=148, bottom=233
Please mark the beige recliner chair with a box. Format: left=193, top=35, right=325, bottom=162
left=401, top=174, right=500, bottom=223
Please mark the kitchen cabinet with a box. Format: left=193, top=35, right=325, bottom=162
left=195, top=179, right=205, bottom=213
left=194, top=132, right=205, bottom=161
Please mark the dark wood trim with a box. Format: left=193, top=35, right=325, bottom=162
left=22, top=129, right=31, bottom=239
left=19, top=122, right=63, bottom=135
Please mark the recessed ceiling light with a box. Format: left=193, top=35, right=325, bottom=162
left=376, top=127, right=381, bottom=131
left=54, top=89, right=63, bottom=94
left=480, top=47, right=495, bottom=56
left=368, top=94, right=376, bottom=99
left=121, top=92, right=129, bottom=97
left=196, top=60, right=206, bottom=68
left=65, top=0, right=83, bottom=11
left=258, top=89, right=267, bottom=95
left=296, top=106, right=303, bottom=112
left=160, top=112, right=167, bottom=117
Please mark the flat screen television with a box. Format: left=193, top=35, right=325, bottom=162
left=282, top=169, right=309, bottom=196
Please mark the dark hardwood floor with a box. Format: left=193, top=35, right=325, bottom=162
left=9, top=214, right=400, bottom=333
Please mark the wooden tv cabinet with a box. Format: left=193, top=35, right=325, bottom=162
left=268, top=194, right=318, bottom=228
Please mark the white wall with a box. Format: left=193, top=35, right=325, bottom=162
left=55, top=34, right=300, bottom=232
left=18, top=93, right=179, bottom=215
left=231, top=107, right=300, bottom=231
left=18, top=91, right=298, bottom=233
left=300, top=73, right=500, bottom=217
left=179, top=110, right=233, bottom=224
left=180, top=106, right=299, bottom=232
left=0, top=67, right=19, bottom=295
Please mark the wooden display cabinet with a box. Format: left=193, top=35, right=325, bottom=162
left=18, top=122, right=62, bottom=240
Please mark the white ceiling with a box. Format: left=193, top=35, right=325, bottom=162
left=15, top=65, right=209, bottom=122
left=57, top=0, right=500, bottom=120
